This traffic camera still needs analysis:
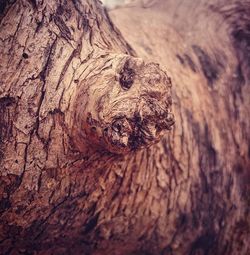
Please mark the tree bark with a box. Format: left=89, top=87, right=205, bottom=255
left=108, top=1, right=250, bottom=254
left=0, top=0, right=249, bottom=255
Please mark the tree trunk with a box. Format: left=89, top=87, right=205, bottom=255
left=0, top=0, right=249, bottom=255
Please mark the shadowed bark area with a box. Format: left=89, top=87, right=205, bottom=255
left=0, top=0, right=249, bottom=254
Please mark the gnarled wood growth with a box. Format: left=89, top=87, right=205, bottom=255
left=0, top=0, right=249, bottom=254
left=0, top=0, right=175, bottom=254
left=71, top=54, right=174, bottom=155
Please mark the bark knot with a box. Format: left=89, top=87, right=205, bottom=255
left=71, top=54, right=174, bottom=155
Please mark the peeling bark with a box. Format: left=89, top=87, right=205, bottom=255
left=0, top=0, right=249, bottom=255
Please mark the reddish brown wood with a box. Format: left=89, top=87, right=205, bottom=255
left=0, top=0, right=249, bottom=254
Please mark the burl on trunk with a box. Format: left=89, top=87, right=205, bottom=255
left=0, top=0, right=249, bottom=255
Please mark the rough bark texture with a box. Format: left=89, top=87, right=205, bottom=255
left=0, top=0, right=249, bottom=255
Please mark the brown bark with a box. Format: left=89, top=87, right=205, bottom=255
left=108, top=1, right=250, bottom=254
left=0, top=0, right=249, bottom=255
